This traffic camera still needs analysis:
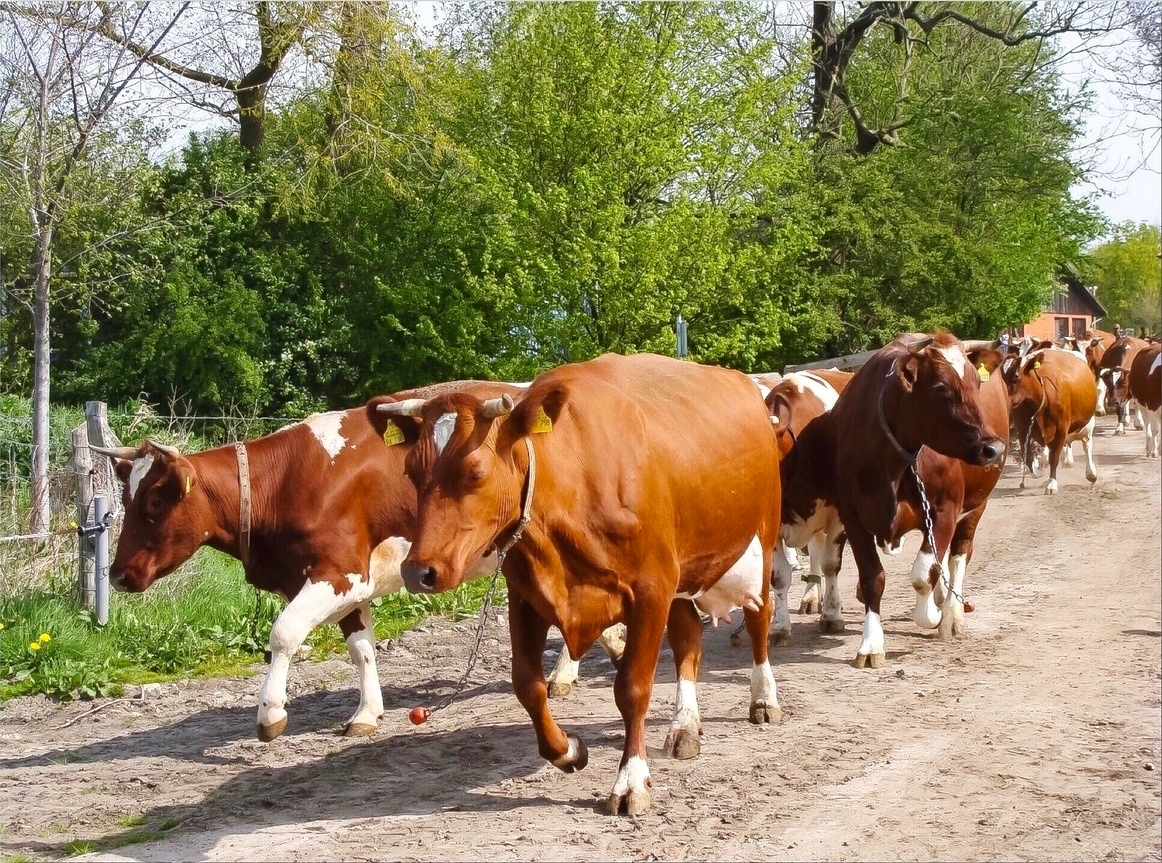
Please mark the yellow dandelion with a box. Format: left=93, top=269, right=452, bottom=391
left=38, top=633, right=51, bottom=643
left=28, top=642, right=40, bottom=651
left=0, top=621, right=5, bottom=630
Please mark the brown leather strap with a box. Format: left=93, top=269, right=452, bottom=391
left=234, top=442, right=251, bottom=567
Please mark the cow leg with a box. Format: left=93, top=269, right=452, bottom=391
left=336, top=603, right=383, bottom=736
left=606, top=594, right=671, bottom=816
left=547, top=623, right=626, bottom=698
left=257, top=578, right=369, bottom=741
left=846, top=526, right=887, bottom=669
left=1062, top=442, right=1074, bottom=467
left=663, top=599, right=704, bottom=759
left=771, top=542, right=795, bottom=643
left=1044, top=433, right=1065, bottom=495
left=1146, top=409, right=1161, bottom=458
left=1115, top=399, right=1128, bottom=435
left=508, top=592, right=584, bottom=774
left=1079, top=416, right=1098, bottom=482
left=744, top=546, right=780, bottom=726
left=938, top=507, right=984, bottom=640
left=1132, top=402, right=1145, bottom=430
left=818, top=525, right=846, bottom=634
left=1095, top=377, right=1107, bottom=416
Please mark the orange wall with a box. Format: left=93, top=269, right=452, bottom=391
left=1021, top=312, right=1094, bottom=341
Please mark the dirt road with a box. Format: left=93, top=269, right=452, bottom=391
left=3, top=415, right=1159, bottom=862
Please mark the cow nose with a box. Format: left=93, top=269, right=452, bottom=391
left=401, top=561, right=438, bottom=593
left=979, top=439, right=1005, bottom=465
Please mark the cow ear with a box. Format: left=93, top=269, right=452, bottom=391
left=366, top=396, right=424, bottom=446
left=967, top=347, right=1004, bottom=376
left=113, top=458, right=134, bottom=484
left=897, top=356, right=921, bottom=393
left=501, top=385, right=567, bottom=447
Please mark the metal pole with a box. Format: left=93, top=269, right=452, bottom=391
left=94, top=494, right=109, bottom=625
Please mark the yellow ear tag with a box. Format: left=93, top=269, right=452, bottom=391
left=531, top=407, right=553, bottom=434
left=184, top=476, right=192, bottom=495
left=383, top=421, right=405, bottom=446
left=1034, top=361, right=1042, bottom=369
left=977, top=363, right=990, bottom=382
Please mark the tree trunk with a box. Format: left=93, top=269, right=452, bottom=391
left=30, top=221, right=53, bottom=535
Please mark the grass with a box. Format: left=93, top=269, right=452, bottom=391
left=0, top=543, right=505, bottom=703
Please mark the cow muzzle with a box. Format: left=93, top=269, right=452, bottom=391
left=971, top=437, right=1006, bottom=467
left=401, top=560, right=440, bottom=593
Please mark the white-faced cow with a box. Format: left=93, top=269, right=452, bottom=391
left=1065, top=329, right=1117, bottom=415
left=1128, top=344, right=1162, bottom=458
left=94, top=380, right=623, bottom=742
left=827, top=333, right=1007, bottom=668
left=1002, top=347, right=1099, bottom=494
left=379, top=352, right=783, bottom=816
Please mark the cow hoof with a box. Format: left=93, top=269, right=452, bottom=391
left=798, top=598, right=820, bottom=615
left=547, top=680, right=573, bottom=698
left=728, top=628, right=744, bottom=648
left=854, top=652, right=885, bottom=669
left=749, top=700, right=781, bottom=725
left=342, top=721, right=377, bottom=738
left=820, top=617, right=845, bottom=634
left=770, top=628, right=791, bottom=647
left=256, top=717, right=288, bottom=742
left=663, top=728, right=701, bottom=760
left=604, top=789, right=651, bottom=817
left=551, top=736, right=589, bottom=773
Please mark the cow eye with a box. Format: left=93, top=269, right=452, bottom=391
left=147, top=494, right=164, bottom=513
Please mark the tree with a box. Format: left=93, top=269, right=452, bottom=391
left=1, top=2, right=185, bottom=534
left=1083, top=222, right=1162, bottom=334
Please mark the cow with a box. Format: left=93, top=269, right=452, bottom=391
left=1064, top=329, right=1116, bottom=414
left=823, top=333, right=1006, bottom=668
left=1099, top=336, right=1151, bottom=434
left=1128, top=343, right=1162, bottom=458
left=764, top=369, right=853, bottom=641
left=378, top=352, right=783, bottom=816
left=93, top=380, right=624, bottom=742
left=1001, top=347, right=1098, bottom=494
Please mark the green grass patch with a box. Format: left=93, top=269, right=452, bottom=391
left=1, top=542, right=505, bottom=703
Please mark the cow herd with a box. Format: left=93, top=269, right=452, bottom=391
left=92, top=327, right=1160, bottom=817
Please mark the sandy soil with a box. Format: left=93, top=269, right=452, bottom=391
left=2, top=415, right=1160, bottom=863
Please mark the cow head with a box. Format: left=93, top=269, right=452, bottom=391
left=379, top=389, right=550, bottom=593
left=92, top=441, right=210, bottom=592
left=886, top=334, right=1005, bottom=466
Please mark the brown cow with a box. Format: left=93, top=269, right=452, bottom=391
left=379, top=352, right=783, bottom=816
left=1099, top=336, right=1151, bottom=434
left=1128, top=343, right=1162, bottom=457
left=1001, top=348, right=1098, bottom=494
left=829, top=333, right=1006, bottom=668
left=1064, top=328, right=1116, bottom=414
left=769, top=345, right=1008, bottom=651
left=764, top=369, right=853, bottom=640
left=94, top=380, right=624, bottom=742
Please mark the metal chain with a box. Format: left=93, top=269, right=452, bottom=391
left=908, top=462, right=969, bottom=610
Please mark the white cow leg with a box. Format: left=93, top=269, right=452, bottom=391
left=1133, top=404, right=1145, bottom=431
left=749, top=659, right=781, bottom=725
left=1062, top=442, right=1075, bottom=467
left=341, top=602, right=383, bottom=736
left=606, top=755, right=652, bottom=817
left=1146, top=409, right=1161, bottom=458
left=664, top=678, right=702, bottom=760
left=546, top=639, right=582, bottom=698
left=855, top=610, right=885, bottom=668
left=1080, top=418, right=1098, bottom=482
left=818, top=530, right=845, bottom=633
left=257, top=579, right=366, bottom=741
left=1095, top=378, right=1107, bottom=416
left=911, top=547, right=943, bottom=630
left=771, top=543, right=794, bottom=645
left=936, top=554, right=967, bottom=641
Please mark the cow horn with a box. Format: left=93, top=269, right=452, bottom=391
left=90, top=444, right=141, bottom=461
left=962, top=339, right=1001, bottom=351
left=149, top=441, right=182, bottom=460
left=907, top=335, right=935, bottom=355
left=480, top=394, right=515, bottom=419
left=377, top=398, right=427, bottom=417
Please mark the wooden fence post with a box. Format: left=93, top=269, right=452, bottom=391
left=85, top=401, right=122, bottom=518
left=71, top=424, right=95, bottom=608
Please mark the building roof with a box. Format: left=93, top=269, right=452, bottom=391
left=1057, top=262, right=1109, bottom=319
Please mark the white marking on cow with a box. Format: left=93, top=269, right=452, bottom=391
left=785, top=372, right=840, bottom=410
left=935, top=344, right=971, bottom=376
left=910, top=548, right=943, bottom=629
left=942, top=552, right=968, bottom=635
left=1151, top=353, right=1162, bottom=376
left=771, top=542, right=794, bottom=641
left=679, top=535, right=764, bottom=626
left=670, top=678, right=701, bottom=733
left=609, top=755, right=650, bottom=800
left=433, top=412, right=458, bottom=455
left=127, top=453, right=155, bottom=501
left=1045, top=477, right=1059, bottom=494
left=1145, top=408, right=1161, bottom=458
left=304, top=412, right=347, bottom=459
left=343, top=604, right=383, bottom=730
left=750, top=659, right=777, bottom=708
left=856, top=610, right=885, bottom=660
left=552, top=737, right=583, bottom=769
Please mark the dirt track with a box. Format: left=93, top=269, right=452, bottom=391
left=2, top=414, right=1160, bottom=863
